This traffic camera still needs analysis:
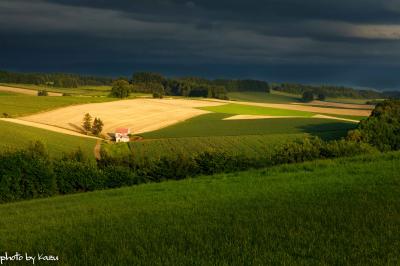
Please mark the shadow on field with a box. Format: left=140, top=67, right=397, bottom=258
left=299, top=122, right=358, bottom=141
left=69, top=123, right=85, bottom=134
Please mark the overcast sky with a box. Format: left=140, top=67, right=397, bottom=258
left=1, top=0, right=400, bottom=89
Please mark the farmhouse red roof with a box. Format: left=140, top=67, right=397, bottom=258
left=116, top=128, right=129, bottom=134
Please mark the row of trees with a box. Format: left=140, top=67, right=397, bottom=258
left=109, top=72, right=271, bottom=99
left=0, top=70, right=112, bottom=88
left=0, top=136, right=377, bottom=203
left=3, top=69, right=398, bottom=100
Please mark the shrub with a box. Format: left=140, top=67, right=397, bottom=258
left=37, top=90, right=48, bottom=96
left=0, top=141, right=56, bottom=203
left=54, top=160, right=106, bottom=194
left=348, top=100, right=400, bottom=151
left=302, top=91, right=314, bottom=102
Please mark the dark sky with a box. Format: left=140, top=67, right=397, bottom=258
left=1, top=0, right=400, bottom=90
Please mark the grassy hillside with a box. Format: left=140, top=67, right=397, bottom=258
left=0, top=120, right=96, bottom=157
left=0, top=94, right=114, bottom=117
left=141, top=113, right=357, bottom=140
left=0, top=152, right=398, bottom=265
left=201, top=103, right=314, bottom=117
left=103, top=133, right=306, bottom=160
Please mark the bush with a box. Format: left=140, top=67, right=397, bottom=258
left=302, top=91, right=314, bottom=102
left=348, top=100, right=400, bottom=151
left=0, top=142, right=56, bottom=203
left=54, top=160, right=105, bottom=194
left=37, top=90, right=48, bottom=96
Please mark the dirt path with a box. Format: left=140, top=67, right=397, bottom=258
left=0, top=118, right=98, bottom=139
left=205, top=99, right=371, bottom=116
left=94, top=140, right=102, bottom=160
left=0, top=85, right=62, bottom=96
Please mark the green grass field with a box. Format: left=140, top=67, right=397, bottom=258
left=0, top=94, right=114, bottom=117
left=0, top=151, right=398, bottom=265
left=227, top=91, right=301, bottom=103
left=201, top=103, right=314, bottom=117
left=141, top=113, right=357, bottom=140
left=103, top=133, right=307, bottom=160
left=0, top=120, right=96, bottom=157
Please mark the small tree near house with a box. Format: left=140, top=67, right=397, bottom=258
left=82, top=113, right=92, bottom=133
left=91, top=118, right=104, bottom=136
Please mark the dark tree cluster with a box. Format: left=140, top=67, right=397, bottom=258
left=82, top=113, right=104, bottom=136
left=128, top=72, right=271, bottom=100
left=0, top=70, right=112, bottom=88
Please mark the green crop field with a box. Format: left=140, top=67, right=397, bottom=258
left=0, top=120, right=96, bottom=157
left=201, top=103, right=314, bottom=117
left=227, top=90, right=301, bottom=103
left=0, top=94, right=114, bottom=117
left=141, top=113, right=357, bottom=140
left=103, top=133, right=307, bottom=160
left=0, top=152, right=398, bottom=265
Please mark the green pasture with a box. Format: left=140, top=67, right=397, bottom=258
left=0, top=120, right=96, bottom=157
left=0, top=151, right=398, bottom=265
left=201, top=103, right=314, bottom=117
left=0, top=94, right=114, bottom=117
left=142, top=113, right=357, bottom=140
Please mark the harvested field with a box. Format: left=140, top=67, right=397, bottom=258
left=0, top=85, right=62, bottom=96
left=21, top=98, right=224, bottom=135
left=291, top=100, right=374, bottom=110
left=206, top=99, right=372, bottom=116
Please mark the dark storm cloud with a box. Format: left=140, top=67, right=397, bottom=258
left=1, top=0, right=400, bottom=89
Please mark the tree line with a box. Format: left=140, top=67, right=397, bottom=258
left=3, top=69, right=397, bottom=100
left=110, top=72, right=271, bottom=99
left=0, top=70, right=112, bottom=88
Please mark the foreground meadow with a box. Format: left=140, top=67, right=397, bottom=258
left=0, top=152, right=398, bottom=265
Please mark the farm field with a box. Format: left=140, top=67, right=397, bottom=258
left=0, top=84, right=62, bottom=96
left=141, top=113, right=357, bottom=140
left=206, top=98, right=372, bottom=116
left=200, top=103, right=314, bottom=117
left=0, top=151, right=398, bottom=265
left=227, top=91, right=301, bottom=103
left=0, top=83, right=111, bottom=96
left=0, top=120, right=96, bottom=157
left=103, top=133, right=307, bottom=160
left=292, top=100, right=374, bottom=110
left=0, top=93, right=114, bottom=117
left=20, top=98, right=224, bottom=135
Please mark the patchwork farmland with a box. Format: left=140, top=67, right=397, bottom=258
left=0, top=81, right=397, bottom=266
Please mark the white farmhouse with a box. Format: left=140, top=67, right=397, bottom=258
left=115, top=128, right=130, bottom=142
